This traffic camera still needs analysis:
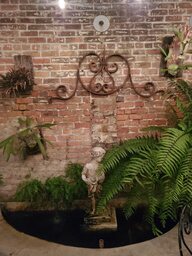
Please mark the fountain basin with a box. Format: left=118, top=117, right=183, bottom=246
left=1, top=203, right=176, bottom=249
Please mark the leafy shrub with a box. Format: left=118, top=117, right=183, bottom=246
left=14, top=163, right=87, bottom=208
left=44, top=176, right=71, bottom=208
left=65, top=163, right=87, bottom=200
left=15, top=179, right=45, bottom=204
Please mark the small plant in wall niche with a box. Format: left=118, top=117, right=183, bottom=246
left=160, top=25, right=192, bottom=77
left=0, top=67, right=35, bottom=97
left=0, top=117, right=55, bottom=161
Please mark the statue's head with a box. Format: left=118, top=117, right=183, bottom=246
left=92, top=146, right=106, bottom=162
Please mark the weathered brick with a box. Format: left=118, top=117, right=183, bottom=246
left=28, top=37, right=46, bottom=43
left=0, top=0, right=191, bottom=200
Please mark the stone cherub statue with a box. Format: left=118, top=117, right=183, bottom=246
left=82, top=146, right=106, bottom=215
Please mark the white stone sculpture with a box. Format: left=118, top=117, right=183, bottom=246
left=82, top=146, right=106, bottom=215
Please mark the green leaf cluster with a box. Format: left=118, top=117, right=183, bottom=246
left=65, top=162, right=87, bottom=200
left=44, top=176, right=72, bottom=208
left=97, top=79, right=192, bottom=235
left=159, top=25, right=192, bottom=76
left=15, top=163, right=87, bottom=209
left=0, top=117, right=55, bottom=161
left=15, top=179, right=45, bottom=204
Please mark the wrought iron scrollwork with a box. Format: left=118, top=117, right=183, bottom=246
left=77, top=52, right=129, bottom=96
left=48, top=82, right=78, bottom=103
left=48, top=49, right=159, bottom=102
left=178, top=206, right=192, bottom=256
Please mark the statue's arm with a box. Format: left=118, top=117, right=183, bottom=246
left=82, top=165, right=89, bottom=183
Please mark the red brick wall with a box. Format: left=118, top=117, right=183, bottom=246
left=0, top=0, right=192, bottom=199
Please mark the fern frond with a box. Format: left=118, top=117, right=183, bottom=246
left=175, top=98, right=187, bottom=116
left=97, top=147, right=157, bottom=212
left=15, top=179, right=45, bottom=203
left=179, top=149, right=192, bottom=206
left=123, top=155, right=155, bottom=184
left=97, top=160, right=130, bottom=211
left=175, top=79, right=192, bottom=102
left=144, top=186, right=162, bottom=235
left=159, top=180, right=179, bottom=225
left=156, top=128, right=191, bottom=177
left=100, top=136, right=158, bottom=173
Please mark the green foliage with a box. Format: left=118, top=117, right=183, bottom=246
left=0, top=67, right=34, bottom=97
left=100, top=136, right=158, bottom=173
left=14, top=163, right=86, bottom=208
left=44, top=176, right=71, bottom=208
left=97, top=79, right=192, bottom=235
left=15, top=179, right=45, bottom=204
left=160, top=25, right=192, bottom=76
left=65, top=163, right=87, bottom=199
left=0, top=117, right=55, bottom=161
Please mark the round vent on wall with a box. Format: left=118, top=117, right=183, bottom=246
left=93, top=15, right=110, bottom=32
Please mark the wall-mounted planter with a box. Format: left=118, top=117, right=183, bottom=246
left=0, top=55, right=34, bottom=97
left=160, top=36, right=182, bottom=78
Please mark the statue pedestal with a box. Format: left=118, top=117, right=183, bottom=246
left=83, top=207, right=117, bottom=231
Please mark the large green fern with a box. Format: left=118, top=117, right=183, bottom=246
left=97, top=79, right=192, bottom=234
left=100, top=136, right=158, bottom=173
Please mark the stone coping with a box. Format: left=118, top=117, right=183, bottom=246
left=0, top=203, right=191, bottom=256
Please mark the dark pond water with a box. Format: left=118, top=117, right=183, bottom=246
left=2, top=208, right=176, bottom=248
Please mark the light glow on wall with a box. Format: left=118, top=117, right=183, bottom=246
left=58, top=0, right=66, bottom=9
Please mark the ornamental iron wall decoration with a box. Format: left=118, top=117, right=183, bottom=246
left=48, top=49, right=160, bottom=103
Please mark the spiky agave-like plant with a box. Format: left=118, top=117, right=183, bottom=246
left=97, top=79, right=192, bottom=234
left=0, top=67, right=34, bottom=97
